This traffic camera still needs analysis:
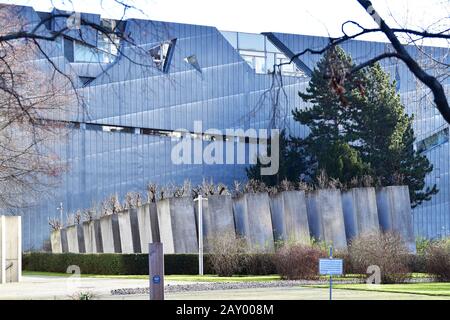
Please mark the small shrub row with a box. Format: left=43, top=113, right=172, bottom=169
left=22, top=252, right=276, bottom=275
left=274, top=244, right=326, bottom=280
left=23, top=252, right=213, bottom=275
left=25, top=235, right=449, bottom=282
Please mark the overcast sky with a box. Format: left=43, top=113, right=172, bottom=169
left=1, top=0, right=449, bottom=45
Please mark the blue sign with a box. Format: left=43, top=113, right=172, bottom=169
left=319, top=259, right=343, bottom=275
left=152, top=275, right=161, bottom=284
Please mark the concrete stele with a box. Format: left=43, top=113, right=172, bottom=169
left=232, top=195, right=249, bottom=240
left=93, top=220, right=103, bottom=253
left=82, top=221, right=98, bottom=253
left=99, top=214, right=122, bottom=253
left=270, top=191, right=310, bottom=244
left=65, top=225, right=79, bottom=253
left=60, top=229, right=69, bottom=253
left=118, top=210, right=133, bottom=254
left=246, top=193, right=274, bottom=252
left=157, top=197, right=198, bottom=254
left=118, top=209, right=142, bottom=253
left=137, top=204, right=153, bottom=254
left=195, top=194, right=235, bottom=252
left=233, top=193, right=274, bottom=252
left=376, top=186, right=416, bottom=252
left=50, top=230, right=63, bottom=253
left=342, top=187, right=380, bottom=241
left=307, top=189, right=347, bottom=250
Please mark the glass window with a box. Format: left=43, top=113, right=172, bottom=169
left=74, top=42, right=98, bottom=63
left=265, top=37, right=280, bottom=53
left=238, top=32, right=265, bottom=51
left=276, top=53, right=306, bottom=77
left=417, top=127, right=449, bottom=153
left=266, top=52, right=275, bottom=73
left=149, top=39, right=176, bottom=72
left=239, top=50, right=267, bottom=74
left=74, top=41, right=116, bottom=63
left=64, top=37, right=74, bottom=62
left=219, top=31, right=308, bottom=76
left=220, top=31, right=238, bottom=48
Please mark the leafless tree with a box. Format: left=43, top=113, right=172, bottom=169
left=0, top=6, right=76, bottom=208
left=278, top=0, right=449, bottom=123
left=0, top=1, right=152, bottom=210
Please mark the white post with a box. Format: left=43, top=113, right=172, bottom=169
left=194, top=195, right=208, bottom=276
left=57, top=202, right=64, bottom=226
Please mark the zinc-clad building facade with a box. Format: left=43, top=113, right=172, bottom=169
left=7, top=5, right=449, bottom=250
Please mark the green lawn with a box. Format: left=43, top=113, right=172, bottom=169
left=23, top=271, right=364, bottom=282
left=306, top=282, right=450, bottom=297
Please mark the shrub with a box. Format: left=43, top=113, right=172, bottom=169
left=273, top=243, right=327, bottom=280
left=424, top=239, right=450, bottom=282
left=348, top=232, right=411, bottom=284
left=333, top=250, right=354, bottom=275
left=416, top=237, right=433, bottom=256
left=207, top=232, right=248, bottom=276
left=241, top=253, right=276, bottom=276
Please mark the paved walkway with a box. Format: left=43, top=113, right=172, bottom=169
left=0, top=276, right=193, bottom=300
left=0, top=276, right=447, bottom=300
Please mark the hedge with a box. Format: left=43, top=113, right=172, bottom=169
left=23, top=252, right=214, bottom=275
left=22, top=252, right=277, bottom=275
left=23, top=252, right=426, bottom=276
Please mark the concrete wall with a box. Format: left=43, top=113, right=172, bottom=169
left=157, top=197, right=198, bottom=254
left=118, top=209, right=141, bottom=253
left=342, top=187, right=379, bottom=241
left=0, top=216, right=21, bottom=284
left=306, top=189, right=347, bottom=250
left=99, top=214, right=122, bottom=253
left=376, top=186, right=416, bottom=252
left=195, top=195, right=235, bottom=251
left=270, top=191, right=310, bottom=244
left=233, top=193, right=274, bottom=252
left=54, top=185, right=417, bottom=254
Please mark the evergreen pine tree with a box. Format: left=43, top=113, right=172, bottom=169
left=246, top=130, right=312, bottom=186
left=352, top=63, right=437, bottom=207
left=293, top=46, right=369, bottom=184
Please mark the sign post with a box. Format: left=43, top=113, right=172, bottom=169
left=149, top=242, right=164, bottom=300
left=194, top=195, right=208, bottom=276
left=319, top=246, right=343, bottom=301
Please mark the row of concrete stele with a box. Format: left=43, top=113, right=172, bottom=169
left=51, top=185, right=416, bottom=254
left=0, top=216, right=21, bottom=283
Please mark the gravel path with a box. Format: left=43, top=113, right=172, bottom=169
left=111, top=279, right=364, bottom=296
left=110, top=276, right=436, bottom=296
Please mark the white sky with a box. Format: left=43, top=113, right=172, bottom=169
left=1, top=0, right=449, bottom=45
